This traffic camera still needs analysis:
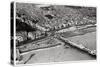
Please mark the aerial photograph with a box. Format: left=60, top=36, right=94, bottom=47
left=15, top=2, right=96, bottom=64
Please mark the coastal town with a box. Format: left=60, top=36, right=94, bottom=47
left=15, top=3, right=96, bottom=64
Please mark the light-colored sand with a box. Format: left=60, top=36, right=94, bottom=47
left=17, top=27, right=96, bottom=64
left=19, top=42, right=95, bottom=64
left=67, top=32, right=96, bottom=50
